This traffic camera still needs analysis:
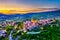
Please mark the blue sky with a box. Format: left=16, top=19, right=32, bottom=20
left=0, top=0, right=60, bottom=8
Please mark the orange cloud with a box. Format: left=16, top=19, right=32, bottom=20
left=0, top=8, right=58, bottom=14
left=0, top=3, right=59, bottom=14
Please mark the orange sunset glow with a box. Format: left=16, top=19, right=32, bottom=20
left=0, top=0, right=59, bottom=14
left=0, top=8, right=58, bottom=14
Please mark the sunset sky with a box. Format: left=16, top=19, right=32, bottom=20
left=0, top=0, right=60, bottom=14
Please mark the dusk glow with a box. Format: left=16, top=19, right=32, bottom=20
left=0, top=0, right=60, bottom=14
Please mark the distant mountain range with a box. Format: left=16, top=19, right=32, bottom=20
left=0, top=9, right=60, bottom=22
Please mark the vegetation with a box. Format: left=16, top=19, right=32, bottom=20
left=0, top=19, right=60, bottom=40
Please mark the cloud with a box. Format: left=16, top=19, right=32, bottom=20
left=0, top=8, right=59, bottom=14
